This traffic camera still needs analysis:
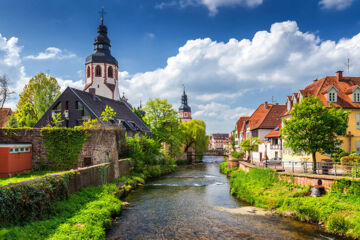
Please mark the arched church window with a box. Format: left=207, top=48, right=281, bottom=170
left=95, top=65, right=102, bottom=77
left=87, top=66, right=90, bottom=78
left=108, top=66, right=113, bottom=78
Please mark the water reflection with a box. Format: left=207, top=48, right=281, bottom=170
left=107, top=156, right=340, bottom=240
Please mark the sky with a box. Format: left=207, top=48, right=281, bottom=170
left=2, top=0, right=360, bottom=134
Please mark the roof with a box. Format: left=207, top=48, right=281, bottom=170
left=301, top=75, right=360, bottom=109
left=211, top=133, right=229, bottom=140
left=69, top=88, right=150, bottom=133
left=0, top=108, right=12, bottom=127
left=265, top=126, right=281, bottom=138
left=247, top=103, right=286, bottom=130
left=236, top=116, right=249, bottom=136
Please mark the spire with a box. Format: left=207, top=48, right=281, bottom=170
left=179, top=84, right=191, bottom=113
left=99, top=6, right=106, bottom=25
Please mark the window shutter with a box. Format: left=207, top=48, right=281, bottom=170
left=357, top=114, right=360, bottom=129
left=357, top=141, right=360, bottom=154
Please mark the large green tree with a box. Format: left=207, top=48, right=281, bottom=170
left=15, top=73, right=60, bottom=127
left=181, top=120, right=209, bottom=153
left=281, top=96, right=349, bottom=173
left=240, top=137, right=261, bottom=162
left=143, top=98, right=182, bottom=157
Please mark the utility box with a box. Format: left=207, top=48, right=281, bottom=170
left=0, top=143, right=32, bottom=177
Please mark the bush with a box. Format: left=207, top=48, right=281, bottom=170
left=0, top=173, right=70, bottom=225
left=231, top=151, right=244, bottom=159
left=326, top=213, right=350, bottom=234
left=219, top=161, right=238, bottom=176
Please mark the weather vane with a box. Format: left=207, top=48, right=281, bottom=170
left=99, top=6, right=106, bottom=24
left=182, top=84, right=185, bottom=91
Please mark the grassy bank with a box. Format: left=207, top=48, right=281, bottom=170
left=0, top=170, right=60, bottom=187
left=0, top=164, right=176, bottom=240
left=222, top=165, right=360, bottom=238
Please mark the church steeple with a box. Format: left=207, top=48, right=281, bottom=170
left=178, top=85, right=192, bottom=122
left=84, top=8, right=120, bottom=101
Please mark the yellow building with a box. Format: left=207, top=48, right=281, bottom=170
left=282, top=71, right=360, bottom=162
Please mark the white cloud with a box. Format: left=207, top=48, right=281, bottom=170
left=118, top=20, right=360, bottom=133
left=25, top=47, right=75, bottom=60
left=156, top=0, right=263, bottom=15
left=319, top=0, right=354, bottom=10
left=146, top=33, right=156, bottom=39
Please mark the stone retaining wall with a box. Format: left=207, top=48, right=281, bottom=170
left=238, top=161, right=360, bottom=190
left=0, top=128, right=125, bottom=170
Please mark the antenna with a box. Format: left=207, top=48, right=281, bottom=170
left=271, top=96, right=274, bottom=104
left=345, top=58, right=351, bottom=75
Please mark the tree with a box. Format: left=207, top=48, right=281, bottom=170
left=143, top=98, right=182, bottom=157
left=281, top=96, right=349, bottom=173
left=51, top=112, right=64, bottom=127
left=230, top=129, right=236, bottom=151
left=181, top=120, right=209, bottom=153
left=0, top=75, right=14, bottom=109
left=15, top=73, right=60, bottom=127
left=100, top=105, right=116, bottom=122
left=240, top=137, right=261, bottom=162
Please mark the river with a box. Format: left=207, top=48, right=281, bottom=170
left=107, top=156, right=341, bottom=240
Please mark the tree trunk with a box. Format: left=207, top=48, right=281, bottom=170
left=312, top=152, right=317, bottom=174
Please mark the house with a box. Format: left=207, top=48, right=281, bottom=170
left=34, top=87, right=150, bottom=137
left=0, top=108, right=12, bottom=127
left=243, top=102, right=286, bottom=162
left=235, top=116, right=249, bottom=148
left=282, top=70, right=360, bottom=162
left=208, top=133, right=229, bottom=151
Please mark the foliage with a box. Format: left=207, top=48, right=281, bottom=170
left=0, top=171, right=60, bottom=187
left=0, top=173, right=70, bottom=225
left=282, top=96, right=349, bottom=173
left=143, top=98, right=182, bottom=157
left=1, top=184, right=122, bottom=240
left=51, top=112, right=63, bottom=127
left=332, top=147, right=348, bottom=162
left=133, top=107, right=146, bottom=124
left=219, top=161, right=238, bottom=176
left=181, top=119, right=209, bottom=153
left=15, top=73, right=61, bottom=127
left=240, top=137, right=261, bottom=161
left=229, top=168, right=360, bottom=238
left=230, top=129, right=236, bottom=150
left=41, top=128, right=87, bottom=170
left=126, top=133, right=161, bottom=171
left=231, top=151, right=244, bottom=159
left=6, top=115, right=18, bottom=128
left=100, top=105, right=116, bottom=122
left=81, top=118, right=101, bottom=129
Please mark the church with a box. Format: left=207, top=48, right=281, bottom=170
left=178, top=86, right=192, bottom=122
left=34, top=16, right=151, bottom=136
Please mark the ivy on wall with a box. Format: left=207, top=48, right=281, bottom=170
left=41, top=127, right=87, bottom=170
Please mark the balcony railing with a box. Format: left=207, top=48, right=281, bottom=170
left=269, top=144, right=281, bottom=150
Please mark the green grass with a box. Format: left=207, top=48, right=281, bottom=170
left=0, top=171, right=61, bottom=187
left=0, top=184, right=122, bottom=240
left=227, top=168, right=360, bottom=238
left=219, top=161, right=238, bottom=176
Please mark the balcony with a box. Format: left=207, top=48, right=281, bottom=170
left=270, top=144, right=281, bottom=150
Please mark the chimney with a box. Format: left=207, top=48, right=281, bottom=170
left=264, top=101, right=269, bottom=109
left=89, top=88, right=96, bottom=100
left=336, top=71, right=343, bottom=81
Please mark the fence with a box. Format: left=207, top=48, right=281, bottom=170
left=259, top=160, right=360, bottom=177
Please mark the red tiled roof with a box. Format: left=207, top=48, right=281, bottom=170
left=0, top=108, right=12, bottom=127
left=301, top=75, right=360, bottom=109
left=236, top=116, right=249, bottom=136
left=265, top=128, right=281, bottom=138
left=247, top=103, right=286, bottom=130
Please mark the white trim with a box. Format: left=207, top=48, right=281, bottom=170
left=0, top=144, right=32, bottom=148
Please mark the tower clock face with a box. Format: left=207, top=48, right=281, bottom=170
left=99, top=44, right=103, bottom=49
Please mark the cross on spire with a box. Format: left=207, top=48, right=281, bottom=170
left=99, top=6, right=106, bottom=24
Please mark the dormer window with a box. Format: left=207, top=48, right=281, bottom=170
left=287, top=101, right=291, bottom=111
left=353, top=87, right=360, bottom=103
left=327, top=85, right=339, bottom=103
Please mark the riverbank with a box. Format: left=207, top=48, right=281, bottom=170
left=220, top=162, right=360, bottom=238
left=0, top=164, right=176, bottom=240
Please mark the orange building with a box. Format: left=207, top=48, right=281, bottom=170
left=0, top=143, right=32, bottom=177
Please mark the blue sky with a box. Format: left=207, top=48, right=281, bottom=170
left=1, top=0, right=360, bottom=133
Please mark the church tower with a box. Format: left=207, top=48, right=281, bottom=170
left=84, top=11, right=120, bottom=101
left=178, top=86, right=192, bottom=122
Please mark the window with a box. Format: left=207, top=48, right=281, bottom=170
left=354, top=92, right=360, bottom=103
left=328, top=92, right=337, bottom=102
left=53, top=102, right=61, bottom=111
left=76, top=102, right=90, bottom=117
left=95, top=65, right=102, bottom=77
left=108, top=66, right=113, bottom=78
left=65, top=101, right=69, bottom=110
left=87, top=66, right=90, bottom=78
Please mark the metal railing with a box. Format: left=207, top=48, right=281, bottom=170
left=259, top=160, right=360, bottom=177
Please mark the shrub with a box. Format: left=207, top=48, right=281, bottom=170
left=231, top=151, right=244, bottom=159
left=0, top=173, right=70, bottom=225
left=326, top=213, right=350, bottom=234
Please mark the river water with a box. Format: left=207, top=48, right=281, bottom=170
left=108, top=156, right=341, bottom=240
